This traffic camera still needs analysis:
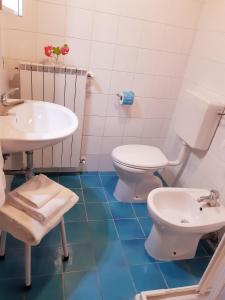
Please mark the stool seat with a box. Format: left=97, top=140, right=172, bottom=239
left=0, top=191, right=78, bottom=246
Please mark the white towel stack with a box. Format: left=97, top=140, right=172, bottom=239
left=7, top=174, right=77, bottom=224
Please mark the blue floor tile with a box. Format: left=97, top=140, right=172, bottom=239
left=104, top=186, right=117, bottom=202
left=184, top=257, right=210, bottom=282
left=95, top=240, right=127, bottom=268
left=115, top=219, right=144, bottom=240
left=100, top=171, right=117, bottom=176
left=64, top=271, right=101, bottom=300
left=59, top=174, right=81, bottom=188
left=100, top=175, right=118, bottom=188
left=200, top=240, right=214, bottom=256
left=80, top=175, right=102, bottom=188
left=109, top=202, right=135, bottom=219
left=63, top=243, right=96, bottom=272
left=7, top=172, right=213, bottom=298
left=0, top=277, right=24, bottom=300
left=31, top=245, right=62, bottom=277
left=98, top=265, right=136, bottom=300
left=70, top=188, right=84, bottom=203
left=86, top=203, right=112, bottom=221
left=89, top=220, right=119, bottom=241
left=40, top=226, right=61, bottom=247
left=43, top=173, right=59, bottom=182
left=132, top=204, right=149, bottom=218
left=158, top=261, right=198, bottom=288
left=121, top=239, right=155, bottom=265
left=66, top=222, right=91, bottom=244
left=0, top=247, right=24, bottom=279
left=83, top=188, right=107, bottom=203
left=80, top=172, right=99, bottom=177
left=64, top=204, right=87, bottom=223
left=138, top=217, right=152, bottom=237
left=130, top=264, right=167, bottom=292
left=25, top=274, right=63, bottom=300
left=11, top=175, right=26, bottom=190
left=195, top=243, right=209, bottom=258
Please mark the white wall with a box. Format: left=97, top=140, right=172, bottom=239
left=1, top=0, right=204, bottom=171
left=163, top=0, right=225, bottom=204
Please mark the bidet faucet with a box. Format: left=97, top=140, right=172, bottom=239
left=197, top=189, right=220, bottom=207
left=0, top=88, right=24, bottom=115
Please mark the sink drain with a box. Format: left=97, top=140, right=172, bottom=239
left=181, top=219, right=189, bottom=223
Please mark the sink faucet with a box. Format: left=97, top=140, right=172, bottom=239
left=0, top=88, right=24, bottom=115
left=197, top=189, right=220, bottom=207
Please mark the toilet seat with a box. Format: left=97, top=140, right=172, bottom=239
left=112, top=145, right=168, bottom=170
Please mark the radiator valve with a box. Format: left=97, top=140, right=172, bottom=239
left=80, top=156, right=86, bottom=165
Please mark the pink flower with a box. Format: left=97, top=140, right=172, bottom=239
left=44, top=45, right=53, bottom=57
left=61, top=44, right=69, bottom=56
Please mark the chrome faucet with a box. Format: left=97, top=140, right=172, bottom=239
left=197, top=189, right=220, bottom=207
left=0, top=88, right=24, bottom=115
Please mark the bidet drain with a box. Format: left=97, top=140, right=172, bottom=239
left=181, top=219, right=189, bottom=223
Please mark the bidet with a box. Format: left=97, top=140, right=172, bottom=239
left=145, top=188, right=225, bottom=261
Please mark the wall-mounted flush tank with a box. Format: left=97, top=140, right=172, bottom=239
left=174, top=89, right=224, bottom=151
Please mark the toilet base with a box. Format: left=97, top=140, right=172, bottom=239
left=114, top=175, right=162, bottom=203
left=145, top=225, right=202, bottom=261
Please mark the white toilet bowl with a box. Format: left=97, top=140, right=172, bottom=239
left=112, top=145, right=168, bottom=203
left=145, top=187, right=225, bottom=261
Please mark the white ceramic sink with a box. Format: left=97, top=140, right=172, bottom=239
left=0, top=100, right=78, bottom=153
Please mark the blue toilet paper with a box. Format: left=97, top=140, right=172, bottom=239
left=119, top=91, right=135, bottom=105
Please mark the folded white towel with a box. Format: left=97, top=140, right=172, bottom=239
left=14, top=174, right=62, bottom=208
left=0, top=191, right=78, bottom=245
left=0, top=145, right=6, bottom=207
left=7, top=187, right=76, bottom=224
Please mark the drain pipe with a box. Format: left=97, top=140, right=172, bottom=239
left=167, top=141, right=190, bottom=166
left=167, top=141, right=191, bottom=187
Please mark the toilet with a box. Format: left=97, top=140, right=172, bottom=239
left=112, top=89, right=224, bottom=202
left=145, top=187, right=225, bottom=260
left=112, top=145, right=168, bottom=203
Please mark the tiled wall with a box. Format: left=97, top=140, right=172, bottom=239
left=163, top=0, right=225, bottom=204
left=1, top=0, right=203, bottom=171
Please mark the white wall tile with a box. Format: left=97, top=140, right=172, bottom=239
left=37, top=2, right=66, bottom=35
left=1, top=0, right=204, bottom=172
left=85, top=93, right=108, bottom=116
left=106, top=95, right=128, bottom=117
left=87, top=69, right=111, bottom=94
left=63, top=37, right=91, bottom=68
left=113, top=45, right=138, bottom=72
left=136, top=49, right=158, bottom=74
left=104, top=116, right=126, bottom=137
left=5, top=30, right=36, bottom=61
left=117, top=17, right=142, bottom=47
left=124, top=118, right=144, bottom=137
left=66, top=6, right=93, bottom=39
left=110, top=71, right=134, bottom=94
left=90, top=41, right=115, bottom=69
left=82, top=136, right=102, bottom=155
left=92, top=12, right=118, bottom=43
left=83, top=115, right=105, bottom=136
left=101, top=137, right=123, bottom=154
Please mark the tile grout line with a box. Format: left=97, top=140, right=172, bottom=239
left=99, top=174, right=120, bottom=241
left=131, top=203, right=146, bottom=238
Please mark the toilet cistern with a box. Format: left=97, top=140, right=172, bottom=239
left=197, top=189, right=220, bottom=207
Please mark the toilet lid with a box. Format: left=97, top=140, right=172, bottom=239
left=112, top=145, right=168, bottom=169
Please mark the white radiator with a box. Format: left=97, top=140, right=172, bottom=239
left=19, top=63, right=87, bottom=169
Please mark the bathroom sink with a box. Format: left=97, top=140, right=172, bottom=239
left=0, top=100, right=78, bottom=153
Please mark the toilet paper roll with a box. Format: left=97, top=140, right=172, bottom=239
left=119, top=91, right=135, bottom=105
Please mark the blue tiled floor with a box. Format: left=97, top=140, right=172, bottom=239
left=3, top=172, right=212, bottom=300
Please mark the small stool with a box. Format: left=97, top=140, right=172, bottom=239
left=0, top=192, right=78, bottom=287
